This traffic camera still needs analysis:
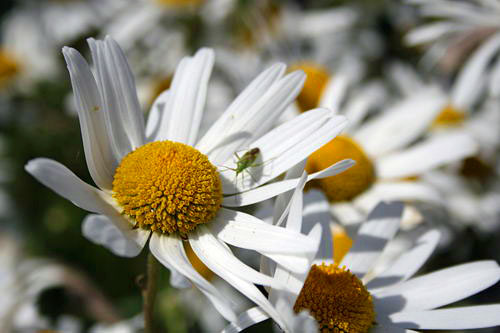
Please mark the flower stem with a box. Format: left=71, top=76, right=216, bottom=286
left=143, top=252, right=159, bottom=333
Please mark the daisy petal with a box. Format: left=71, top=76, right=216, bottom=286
left=26, top=158, right=108, bottom=214
left=190, top=226, right=279, bottom=287
left=377, top=132, right=478, bottom=179
left=82, top=214, right=142, bottom=257
left=197, top=63, right=286, bottom=157
left=220, top=109, right=347, bottom=193
left=452, top=32, right=500, bottom=109
left=353, top=181, right=442, bottom=214
left=222, top=307, right=269, bottom=333
left=340, top=202, right=403, bottom=278
left=88, top=37, right=144, bottom=159
left=202, top=70, right=305, bottom=166
left=367, top=230, right=441, bottom=289
left=26, top=158, right=149, bottom=249
left=374, top=261, right=500, bottom=313
left=146, top=90, right=170, bottom=142
left=149, top=233, right=237, bottom=322
left=405, top=22, right=464, bottom=45
left=223, top=159, right=354, bottom=207
left=158, top=48, right=214, bottom=145
left=211, top=209, right=319, bottom=255
left=62, top=47, right=117, bottom=191
left=388, top=305, right=500, bottom=330
left=354, top=88, right=446, bottom=157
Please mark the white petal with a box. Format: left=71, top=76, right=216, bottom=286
left=26, top=158, right=149, bottom=249
left=146, top=90, right=170, bottom=142
left=405, top=22, right=464, bottom=45
left=220, top=110, right=347, bottom=194
left=223, top=159, right=354, bottom=207
left=374, top=261, right=500, bottom=314
left=387, top=305, right=500, bottom=330
left=367, top=229, right=441, bottom=289
left=149, top=233, right=237, bottom=322
left=157, top=48, right=214, bottom=145
left=353, top=181, right=443, bottom=214
left=26, top=158, right=109, bottom=214
left=190, top=226, right=279, bottom=287
left=340, top=202, right=403, bottom=278
left=318, top=74, right=349, bottom=111
left=211, top=208, right=318, bottom=255
left=342, top=82, right=387, bottom=131
left=452, top=32, right=500, bottom=109
left=188, top=230, right=287, bottom=329
left=201, top=70, right=305, bottom=166
left=62, top=46, right=117, bottom=191
left=197, top=63, right=286, bottom=157
left=82, top=214, right=143, bottom=257
left=88, top=37, right=144, bottom=159
left=377, top=131, right=478, bottom=179
left=222, top=307, right=269, bottom=333
left=331, top=202, right=365, bottom=226
left=354, top=88, right=447, bottom=157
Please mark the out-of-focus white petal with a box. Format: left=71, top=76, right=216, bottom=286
left=354, top=88, right=446, bottom=157
left=452, top=32, right=500, bottom=110
left=376, top=132, right=478, bottom=179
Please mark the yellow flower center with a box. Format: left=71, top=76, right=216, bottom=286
left=432, top=104, right=466, bottom=127
left=306, top=136, right=376, bottom=202
left=0, top=49, right=20, bottom=88
left=154, top=0, right=203, bottom=7
left=290, top=62, right=330, bottom=112
left=294, top=264, right=375, bottom=333
left=112, top=141, right=222, bottom=235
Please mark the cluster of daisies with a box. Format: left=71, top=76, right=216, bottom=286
left=0, top=0, right=499, bottom=332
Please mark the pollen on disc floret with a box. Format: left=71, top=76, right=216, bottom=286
left=112, top=141, right=222, bottom=235
left=294, top=263, right=375, bottom=333
left=306, top=136, right=376, bottom=202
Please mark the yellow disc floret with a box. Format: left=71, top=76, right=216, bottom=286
left=432, top=104, right=466, bottom=127
left=294, top=263, right=375, bottom=333
left=306, top=136, right=376, bottom=202
left=0, top=49, right=20, bottom=88
left=113, top=141, right=222, bottom=235
left=290, top=62, right=330, bottom=112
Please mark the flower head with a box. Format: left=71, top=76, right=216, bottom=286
left=26, top=36, right=352, bottom=325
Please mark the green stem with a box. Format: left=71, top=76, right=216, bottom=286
left=143, top=252, right=159, bottom=333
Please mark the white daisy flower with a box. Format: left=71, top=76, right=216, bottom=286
left=226, top=199, right=500, bottom=332
left=25, top=36, right=352, bottom=325
left=300, top=75, right=477, bottom=225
